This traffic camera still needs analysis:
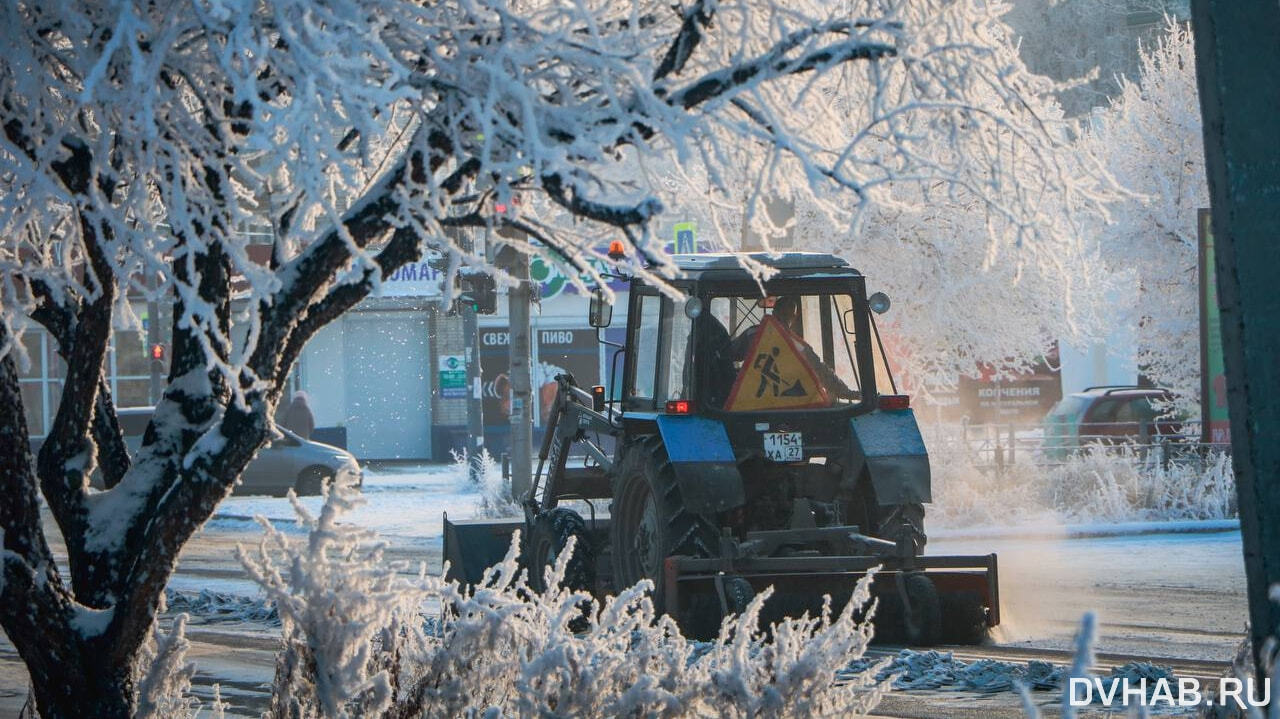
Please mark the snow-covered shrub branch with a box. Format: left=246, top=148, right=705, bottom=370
left=238, top=476, right=423, bottom=718
left=133, top=614, right=226, bottom=719
left=449, top=448, right=520, bottom=519
left=243, top=475, right=888, bottom=718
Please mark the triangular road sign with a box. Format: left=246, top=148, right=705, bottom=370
left=724, top=316, right=832, bottom=411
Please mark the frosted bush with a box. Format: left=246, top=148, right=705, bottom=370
left=451, top=448, right=522, bottom=518
left=239, top=476, right=425, bottom=718
left=245, top=471, right=889, bottom=718
left=1044, top=448, right=1235, bottom=523
left=133, top=613, right=227, bottom=719
left=929, top=437, right=1236, bottom=527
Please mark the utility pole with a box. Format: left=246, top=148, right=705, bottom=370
left=446, top=226, right=490, bottom=485
left=461, top=288, right=485, bottom=485
left=507, top=249, right=534, bottom=503
left=1191, top=1, right=1280, bottom=690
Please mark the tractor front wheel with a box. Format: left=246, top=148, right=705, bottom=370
left=526, top=507, right=595, bottom=595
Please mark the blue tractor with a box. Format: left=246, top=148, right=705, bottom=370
left=445, top=252, right=999, bottom=644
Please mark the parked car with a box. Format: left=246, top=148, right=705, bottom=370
left=1041, top=386, right=1182, bottom=458
left=95, top=406, right=361, bottom=496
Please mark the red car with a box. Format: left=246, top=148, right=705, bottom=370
left=1042, top=386, right=1181, bottom=457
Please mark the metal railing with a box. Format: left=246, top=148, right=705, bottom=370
left=921, top=419, right=1231, bottom=475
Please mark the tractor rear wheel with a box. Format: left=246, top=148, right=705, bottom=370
left=844, top=474, right=927, bottom=556
left=610, top=437, right=720, bottom=612
left=526, top=507, right=595, bottom=595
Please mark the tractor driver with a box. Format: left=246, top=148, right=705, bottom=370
left=730, top=296, right=859, bottom=403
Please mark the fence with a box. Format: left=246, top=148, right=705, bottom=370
left=921, top=418, right=1231, bottom=476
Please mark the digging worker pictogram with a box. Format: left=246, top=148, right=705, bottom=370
left=752, top=346, right=812, bottom=398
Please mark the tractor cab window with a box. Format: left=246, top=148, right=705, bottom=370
left=630, top=295, right=661, bottom=403
left=702, top=293, right=863, bottom=411
left=627, top=293, right=694, bottom=409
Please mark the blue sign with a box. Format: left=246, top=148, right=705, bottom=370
left=674, top=222, right=696, bottom=254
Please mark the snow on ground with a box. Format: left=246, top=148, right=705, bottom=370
left=209, top=461, right=487, bottom=549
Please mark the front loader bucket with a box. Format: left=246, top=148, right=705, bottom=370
left=442, top=514, right=525, bottom=585
left=662, top=553, right=999, bottom=645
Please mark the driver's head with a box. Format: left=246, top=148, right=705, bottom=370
left=773, top=296, right=801, bottom=330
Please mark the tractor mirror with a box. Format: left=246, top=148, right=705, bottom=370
left=868, top=291, right=891, bottom=314
left=589, top=289, right=613, bottom=327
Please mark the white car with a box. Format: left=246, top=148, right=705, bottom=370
left=103, top=407, right=362, bottom=496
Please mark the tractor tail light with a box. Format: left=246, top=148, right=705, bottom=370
left=665, top=399, right=693, bottom=414
left=878, top=394, right=910, bottom=410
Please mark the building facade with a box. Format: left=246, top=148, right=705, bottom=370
left=295, top=255, right=631, bottom=461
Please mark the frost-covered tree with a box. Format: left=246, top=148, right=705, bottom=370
left=656, top=0, right=1123, bottom=394
left=1081, top=18, right=1206, bottom=406
left=0, top=0, right=1114, bottom=715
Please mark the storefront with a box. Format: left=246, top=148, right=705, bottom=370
left=296, top=254, right=628, bottom=462
left=297, top=261, right=442, bottom=461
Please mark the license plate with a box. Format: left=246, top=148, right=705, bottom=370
left=763, top=432, right=803, bottom=462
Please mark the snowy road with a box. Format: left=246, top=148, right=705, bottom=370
left=930, top=529, right=1247, bottom=663
left=0, top=465, right=1249, bottom=717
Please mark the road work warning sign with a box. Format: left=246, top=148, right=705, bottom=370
left=725, top=316, right=831, bottom=411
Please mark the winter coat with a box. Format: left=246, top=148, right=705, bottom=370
left=281, top=391, right=315, bottom=440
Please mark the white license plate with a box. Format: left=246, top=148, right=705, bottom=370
left=763, top=432, right=803, bottom=462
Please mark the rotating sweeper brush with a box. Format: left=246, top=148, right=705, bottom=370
left=443, top=253, right=999, bottom=644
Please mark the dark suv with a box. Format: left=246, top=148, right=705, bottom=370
left=1042, top=386, right=1181, bottom=458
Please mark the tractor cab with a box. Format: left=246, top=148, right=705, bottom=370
left=602, top=253, right=902, bottom=468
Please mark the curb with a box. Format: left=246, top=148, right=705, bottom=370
left=930, top=518, right=1239, bottom=542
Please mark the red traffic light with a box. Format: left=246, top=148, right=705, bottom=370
left=150, top=343, right=165, bottom=360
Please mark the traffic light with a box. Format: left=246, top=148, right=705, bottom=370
left=150, top=343, right=165, bottom=360
left=457, top=272, right=497, bottom=315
